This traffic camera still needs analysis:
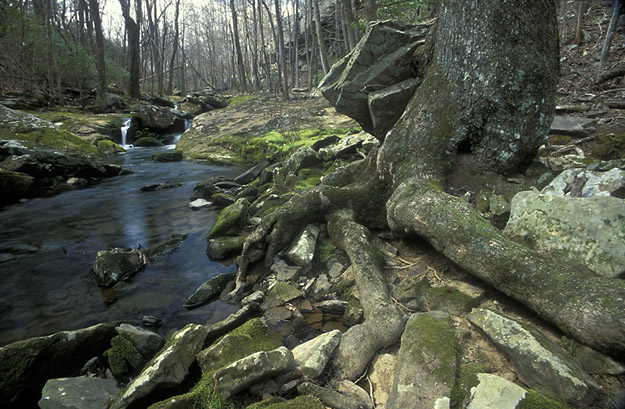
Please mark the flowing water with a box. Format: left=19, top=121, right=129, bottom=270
left=0, top=142, right=244, bottom=346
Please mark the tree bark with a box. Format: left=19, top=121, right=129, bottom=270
left=88, top=0, right=107, bottom=111
left=230, top=0, right=248, bottom=91
left=167, top=0, right=180, bottom=95
left=313, top=0, right=330, bottom=75
left=599, top=0, right=624, bottom=71
left=119, top=0, right=141, bottom=98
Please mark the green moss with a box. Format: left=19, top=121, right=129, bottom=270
left=96, top=139, right=125, bottom=154
left=152, top=151, right=183, bottom=162
left=134, top=136, right=162, bottom=147
left=593, top=133, right=625, bottom=160
left=227, top=95, right=255, bottom=106
left=254, top=396, right=325, bottom=409
left=517, top=390, right=573, bottom=409
left=103, top=335, right=144, bottom=378
left=207, top=198, right=249, bottom=239
left=7, top=125, right=100, bottom=155
left=547, top=134, right=573, bottom=145
left=314, top=236, right=338, bottom=265
left=454, top=363, right=489, bottom=406
left=295, top=167, right=325, bottom=190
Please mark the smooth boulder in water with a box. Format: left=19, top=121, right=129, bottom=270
left=91, top=248, right=147, bottom=287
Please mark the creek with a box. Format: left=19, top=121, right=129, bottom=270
left=0, top=138, right=244, bottom=346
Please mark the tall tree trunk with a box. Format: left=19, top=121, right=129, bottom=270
left=599, top=0, right=624, bottom=71
left=574, top=0, right=585, bottom=45
left=274, top=0, right=288, bottom=92
left=88, top=0, right=107, bottom=111
left=313, top=0, right=329, bottom=74
left=230, top=0, right=248, bottom=91
left=364, top=0, right=376, bottom=23
left=119, top=0, right=141, bottom=98
left=167, top=0, right=180, bottom=94
left=341, top=0, right=356, bottom=50
left=44, top=0, right=55, bottom=102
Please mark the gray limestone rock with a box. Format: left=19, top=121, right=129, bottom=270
left=386, top=312, right=458, bottom=409
left=115, top=323, right=165, bottom=359
left=91, top=248, right=147, bottom=287
left=206, top=236, right=245, bottom=260
left=297, top=382, right=366, bottom=409
left=38, top=377, right=119, bottom=409
left=189, top=198, right=212, bottom=210
left=336, top=380, right=374, bottom=409
left=465, top=373, right=527, bottom=409
left=271, top=259, right=303, bottom=282
left=109, top=323, right=209, bottom=409
left=468, top=308, right=602, bottom=407
left=504, top=190, right=625, bottom=277
left=292, top=329, right=341, bottom=378
left=284, top=146, right=322, bottom=176
left=368, top=77, right=420, bottom=139
left=542, top=168, right=625, bottom=198
left=368, top=353, right=398, bottom=408
left=549, top=115, right=596, bottom=137
left=234, top=160, right=270, bottom=185
left=213, top=347, right=294, bottom=399
left=286, top=224, right=320, bottom=267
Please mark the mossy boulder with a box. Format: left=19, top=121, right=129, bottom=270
left=96, top=139, right=126, bottom=155
left=387, top=311, right=460, bottom=408
left=0, top=169, right=34, bottom=202
left=197, top=318, right=283, bottom=375
left=206, top=236, right=246, bottom=260
left=103, top=335, right=144, bottom=379
left=206, top=198, right=249, bottom=239
left=133, top=136, right=163, bottom=147
left=255, top=396, right=325, bottom=409
left=152, top=151, right=183, bottom=162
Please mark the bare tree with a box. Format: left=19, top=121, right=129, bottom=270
left=313, top=0, right=329, bottom=74
left=88, top=0, right=107, bottom=110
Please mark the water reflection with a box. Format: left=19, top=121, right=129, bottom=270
left=0, top=147, right=244, bottom=346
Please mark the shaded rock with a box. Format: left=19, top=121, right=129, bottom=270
left=341, top=304, right=364, bottom=327
left=292, top=329, right=341, bottom=378
left=328, top=261, right=344, bottom=279
left=203, top=304, right=260, bottom=346
left=139, top=181, right=181, bottom=191
left=261, top=282, right=303, bottom=310
left=133, top=136, right=163, bottom=147
left=318, top=131, right=379, bottom=160
left=152, top=151, right=183, bottom=162
left=110, top=323, right=209, bottom=409
left=368, top=353, right=398, bottom=407
left=313, top=300, right=348, bottom=315
left=141, top=315, right=162, bottom=327
left=542, top=168, right=625, bottom=198
left=271, top=259, right=303, bottom=281
left=0, top=169, right=34, bottom=202
left=242, top=290, right=264, bottom=305
left=249, top=193, right=290, bottom=218
left=211, top=192, right=236, bottom=207
left=184, top=272, right=236, bottom=308
left=311, top=134, right=339, bottom=150
left=297, top=382, right=366, bottom=409
left=206, top=198, right=248, bottom=239
left=286, top=224, right=320, bottom=267
left=91, top=248, right=147, bottom=287
left=213, top=347, right=293, bottom=399
left=0, top=322, right=121, bottom=409
left=284, top=146, right=322, bottom=176
left=2, top=150, right=108, bottom=180
left=115, top=323, right=165, bottom=359
left=319, top=20, right=431, bottom=139
left=189, top=198, right=212, bottom=210
left=235, top=184, right=258, bottom=201
left=468, top=308, right=602, bottom=407
left=198, top=317, right=283, bottom=375
left=103, top=335, right=144, bottom=379
left=572, top=343, right=625, bottom=375
left=549, top=115, right=595, bottom=137
left=368, top=77, right=420, bottom=139
left=387, top=311, right=459, bottom=409
left=504, top=191, right=625, bottom=277
left=234, top=160, right=270, bottom=185
left=38, top=377, right=119, bottom=409
left=136, top=105, right=176, bottom=130
left=206, top=236, right=245, bottom=260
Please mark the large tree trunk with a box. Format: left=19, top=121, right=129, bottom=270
left=233, top=0, right=625, bottom=383
left=119, top=0, right=141, bottom=98
left=88, top=0, right=107, bottom=111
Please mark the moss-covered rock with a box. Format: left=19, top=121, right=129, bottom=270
left=206, top=198, right=249, bottom=239
left=96, top=139, right=126, bottom=155
left=254, top=395, right=325, bottom=409
left=133, top=136, right=162, bottom=147
left=197, top=318, right=283, bottom=375
left=206, top=236, right=246, bottom=260
left=0, top=169, right=34, bottom=201
left=152, top=151, right=183, bottom=162
left=103, top=335, right=144, bottom=379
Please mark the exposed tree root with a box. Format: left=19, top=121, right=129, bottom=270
left=387, top=177, right=625, bottom=356
left=326, top=209, right=406, bottom=380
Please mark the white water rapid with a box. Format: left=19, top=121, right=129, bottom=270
left=121, top=118, right=132, bottom=148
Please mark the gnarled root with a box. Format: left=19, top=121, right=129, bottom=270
left=327, top=209, right=406, bottom=380
left=387, top=177, right=625, bottom=356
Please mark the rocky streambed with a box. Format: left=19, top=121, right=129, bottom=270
left=1, top=94, right=625, bottom=409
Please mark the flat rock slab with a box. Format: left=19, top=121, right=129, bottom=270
left=286, top=224, right=320, bottom=267
left=261, top=282, right=303, bottom=310
left=549, top=115, right=595, bottom=137
left=39, top=377, right=119, bottom=409
left=505, top=191, right=625, bottom=277
left=213, top=347, right=294, bottom=399
left=542, top=168, right=625, bottom=198
left=115, top=323, right=165, bottom=359
left=466, top=373, right=527, bottom=409
left=292, top=329, right=341, bottom=378
left=468, top=308, right=601, bottom=407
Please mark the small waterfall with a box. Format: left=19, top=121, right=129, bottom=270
left=121, top=118, right=132, bottom=147
left=170, top=118, right=193, bottom=146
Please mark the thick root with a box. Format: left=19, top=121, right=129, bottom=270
left=327, top=209, right=406, bottom=379
left=387, top=177, right=625, bottom=356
